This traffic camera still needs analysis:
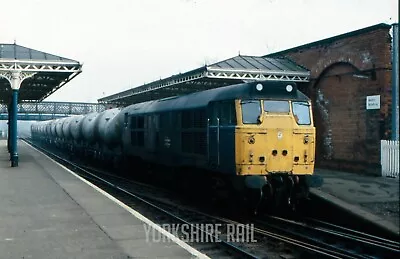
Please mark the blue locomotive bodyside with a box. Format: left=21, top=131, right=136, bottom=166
left=31, top=80, right=320, bottom=210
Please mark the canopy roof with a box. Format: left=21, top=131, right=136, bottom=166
left=0, top=43, right=82, bottom=103
left=98, top=55, right=310, bottom=106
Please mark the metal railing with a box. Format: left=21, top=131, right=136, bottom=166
left=0, top=113, right=68, bottom=121
left=0, top=101, right=106, bottom=116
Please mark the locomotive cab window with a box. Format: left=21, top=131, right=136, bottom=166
left=292, top=101, right=311, bottom=125
left=264, top=100, right=290, bottom=113
left=241, top=100, right=261, bottom=124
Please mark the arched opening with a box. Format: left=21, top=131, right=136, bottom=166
left=312, top=62, right=368, bottom=167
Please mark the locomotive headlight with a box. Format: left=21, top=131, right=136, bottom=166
left=286, top=84, right=293, bottom=92
left=256, top=83, right=263, bottom=91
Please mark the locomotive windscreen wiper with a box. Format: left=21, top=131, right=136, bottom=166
left=294, top=102, right=310, bottom=106
left=241, top=100, right=259, bottom=104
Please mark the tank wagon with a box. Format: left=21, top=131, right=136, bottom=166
left=31, top=81, right=320, bottom=210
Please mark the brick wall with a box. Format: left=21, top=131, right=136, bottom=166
left=268, top=25, right=393, bottom=174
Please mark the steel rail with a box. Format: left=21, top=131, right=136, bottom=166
left=192, top=213, right=360, bottom=259
left=254, top=215, right=399, bottom=258
left=303, top=217, right=399, bottom=249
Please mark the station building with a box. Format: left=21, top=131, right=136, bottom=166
left=265, top=23, right=398, bottom=173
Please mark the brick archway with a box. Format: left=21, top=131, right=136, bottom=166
left=312, top=62, right=365, bottom=167
left=265, top=24, right=393, bottom=172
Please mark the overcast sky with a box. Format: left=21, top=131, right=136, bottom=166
left=0, top=0, right=398, bottom=103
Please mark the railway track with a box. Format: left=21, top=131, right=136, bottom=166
left=88, top=168, right=400, bottom=258
left=25, top=139, right=400, bottom=259
left=303, top=216, right=399, bottom=249
left=166, top=206, right=400, bottom=259
left=253, top=215, right=399, bottom=259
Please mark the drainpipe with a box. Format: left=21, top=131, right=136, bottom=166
left=392, top=23, right=399, bottom=140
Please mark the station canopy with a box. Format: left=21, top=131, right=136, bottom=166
left=0, top=43, right=82, bottom=104
left=98, top=55, right=310, bottom=106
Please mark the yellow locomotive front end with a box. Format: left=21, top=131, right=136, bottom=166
left=235, top=99, right=315, bottom=176
left=233, top=84, right=318, bottom=210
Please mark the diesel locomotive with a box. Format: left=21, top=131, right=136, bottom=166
left=31, top=80, right=320, bottom=210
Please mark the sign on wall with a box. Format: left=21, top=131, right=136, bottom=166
left=366, top=95, right=380, bottom=110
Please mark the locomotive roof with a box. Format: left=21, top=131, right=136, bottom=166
left=125, top=81, right=310, bottom=115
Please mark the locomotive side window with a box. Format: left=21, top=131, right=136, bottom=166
left=181, top=108, right=207, bottom=154
left=209, top=101, right=236, bottom=126
left=292, top=101, right=311, bottom=125
left=180, top=109, right=207, bottom=128
left=130, top=116, right=137, bottom=129
left=130, top=116, right=136, bottom=146
left=137, top=116, right=145, bottom=129
left=264, top=100, right=290, bottom=113
left=194, top=109, right=207, bottom=128
left=160, top=112, right=169, bottom=129
left=130, top=115, right=145, bottom=147
left=124, top=112, right=129, bottom=128
left=209, top=102, right=220, bottom=126
left=220, top=101, right=236, bottom=126
left=137, top=115, right=145, bottom=146
left=241, top=100, right=261, bottom=124
left=181, top=110, right=193, bottom=128
left=154, top=114, right=160, bottom=147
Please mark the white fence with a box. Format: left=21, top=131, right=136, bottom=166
left=381, top=140, right=399, bottom=178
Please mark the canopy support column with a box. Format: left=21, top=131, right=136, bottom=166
left=10, top=88, right=18, bottom=167
left=0, top=71, right=36, bottom=167
left=7, top=104, right=11, bottom=153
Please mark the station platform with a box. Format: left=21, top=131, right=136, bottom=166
left=311, top=168, right=399, bottom=235
left=0, top=140, right=207, bottom=259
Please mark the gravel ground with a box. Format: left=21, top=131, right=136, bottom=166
left=360, top=201, right=400, bottom=229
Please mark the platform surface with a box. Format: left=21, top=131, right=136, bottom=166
left=311, top=168, right=399, bottom=235
left=0, top=140, right=204, bottom=259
